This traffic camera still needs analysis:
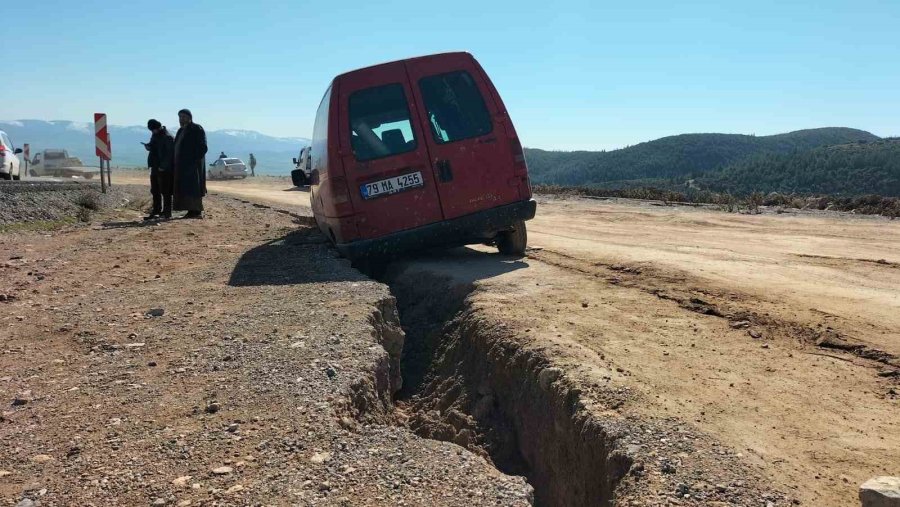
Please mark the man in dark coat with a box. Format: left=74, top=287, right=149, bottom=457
left=143, top=119, right=175, bottom=220
left=173, top=109, right=208, bottom=219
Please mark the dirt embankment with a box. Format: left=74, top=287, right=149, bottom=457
left=0, top=181, right=137, bottom=227
left=0, top=196, right=532, bottom=506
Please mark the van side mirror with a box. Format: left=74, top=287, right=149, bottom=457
left=292, top=158, right=298, bottom=165
left=14, top=148, right=23, bottom=154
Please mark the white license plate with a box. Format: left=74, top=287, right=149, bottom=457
left=360, top=171, right=423, bottom=200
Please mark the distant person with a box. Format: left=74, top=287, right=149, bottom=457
left=143, top=119, right=175, bottom=220
left=249, top=153, right=257, bottom=176
left=174, top=109, right=208, bottom=219
left=219, top=151, right=227, bottom=159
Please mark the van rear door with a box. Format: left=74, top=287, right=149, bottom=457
left=405, top=54, right=520, bottom=220
left=338, top=63, right=444, bottom=240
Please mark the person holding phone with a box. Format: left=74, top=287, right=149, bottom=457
left=143, top=119, right=175, bottom=220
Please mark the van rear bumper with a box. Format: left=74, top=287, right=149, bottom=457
left=336, top=199, right=537, bottom=260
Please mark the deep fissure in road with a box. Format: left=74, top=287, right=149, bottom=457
left=382, top=268, right=632, bottom=507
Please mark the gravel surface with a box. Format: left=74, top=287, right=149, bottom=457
left=0, top=181, right=137, bottom=225
left=0, top=196, right=532, bottom=506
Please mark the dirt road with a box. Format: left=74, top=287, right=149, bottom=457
left=113, top=174, right=900, bottom=506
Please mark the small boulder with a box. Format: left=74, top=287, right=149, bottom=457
left=211, top=466, right=233, bottom=475
left=860, top=476, right=900, bottom=507
left=309, top=452, right=331, bottom=464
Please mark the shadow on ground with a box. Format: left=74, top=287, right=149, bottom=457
left=229, top=228, right=366, bottom=286
left=385, top=246, right=530, bottom=284
left=101, top=220, right=164, bottom=229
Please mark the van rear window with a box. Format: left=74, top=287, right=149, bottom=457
left=418, top=71, right=492, bottom=144
left=349, top=84, right=417, bottom=161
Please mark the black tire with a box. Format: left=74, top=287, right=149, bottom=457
left=12, top=165, right=20, bottom=181
left=496, top=220, right=528, bottom=256
left=291, top=168, right=307, bottom=187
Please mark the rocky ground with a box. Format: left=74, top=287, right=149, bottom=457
left=0, top=195, right=532, bottom=506
left=3, top=177, right=898, bottom=506
left=0, top=181, right=134, bottom=227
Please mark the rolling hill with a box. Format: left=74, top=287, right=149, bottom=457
left=696, top=139, right=900, bottom=196
left=525, top=127, right=881, bottom=187
left=0, top=120, right=309, bottom=174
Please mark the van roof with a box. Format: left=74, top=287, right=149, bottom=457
left=335, top=51, right=474, bottom=81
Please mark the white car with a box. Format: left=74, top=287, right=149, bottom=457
left=208, top=158, right=248, bottom=179
left=0, top=130, right=23, bottom=180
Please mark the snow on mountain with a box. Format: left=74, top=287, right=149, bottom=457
left=0, top=119, right=311, bottom=174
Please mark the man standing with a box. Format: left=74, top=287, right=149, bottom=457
left=249, top=153, right=257, bottom=177
left=143, top=119, right=175, bottom=220
left=173, top=109, right=208, bottom=219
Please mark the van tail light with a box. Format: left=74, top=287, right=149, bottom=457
left=0, top=145, right=6, bottom=154
left=331, top=176, right=355, bottom=216
left=510, top=137, right=528, bottom=175
left=330, top=176, right=352, bottom=207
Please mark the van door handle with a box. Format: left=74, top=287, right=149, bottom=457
left=437, top=160, right=454, bottom=182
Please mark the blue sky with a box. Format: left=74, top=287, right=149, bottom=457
left=4, top=0, right=898, bottom=150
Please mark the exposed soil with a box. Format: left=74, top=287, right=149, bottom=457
left=0, top=195, right=532, bottom=506
left=12, top=174, right=900, bottom=506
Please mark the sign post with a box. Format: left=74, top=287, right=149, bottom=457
left=94, top=113, right=111, bottom=193
left=23, top=144, right=29, bottom=177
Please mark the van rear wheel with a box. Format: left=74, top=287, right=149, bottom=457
left=496, top=220, right=527, bottom=256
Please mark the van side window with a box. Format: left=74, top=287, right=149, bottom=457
left=311, top=84, right=332, bottom=174
left=348, top=84, right=417, bottom=161
left=418, top=71, right=492, bottom=144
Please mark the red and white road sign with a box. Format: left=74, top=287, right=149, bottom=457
left=23, top=144, right=30, bottom=160
left=94, top=113, right=111, bottom=160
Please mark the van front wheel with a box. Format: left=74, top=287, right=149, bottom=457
left=496, top=220, right=527, bottom=256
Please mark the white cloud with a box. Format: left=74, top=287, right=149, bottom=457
left=0, top=120, right=24, bottom=127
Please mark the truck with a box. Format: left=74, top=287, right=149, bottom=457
left=291, top=146, right=312, bottom=187
left=29, top=149, right=100, bottom=179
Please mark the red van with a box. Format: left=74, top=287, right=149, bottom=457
left=309, top=52, right=536, bottom=260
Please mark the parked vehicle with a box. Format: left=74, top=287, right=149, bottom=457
left=29, top=149, right=97, bottom=179
left=208, top=158, right=249, bottom=179
left=309, top=51, right=535, bottom=261
left=0, top=130, right=23, bottom=180
left=291, top=146, right=312, bottom=186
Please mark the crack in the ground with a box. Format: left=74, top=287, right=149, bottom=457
left=527, top=248, right=899, bottom=373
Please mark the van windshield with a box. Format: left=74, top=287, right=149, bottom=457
left=419, top=71, right=492, bottom=144
left=349, top=83, right=417, bottom=161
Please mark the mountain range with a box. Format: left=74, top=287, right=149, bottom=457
left=0, top=120, right=310, bottom=173
left=3, top=120, right=896, bottom=195
left=524, top=127, right=883, bottom=187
